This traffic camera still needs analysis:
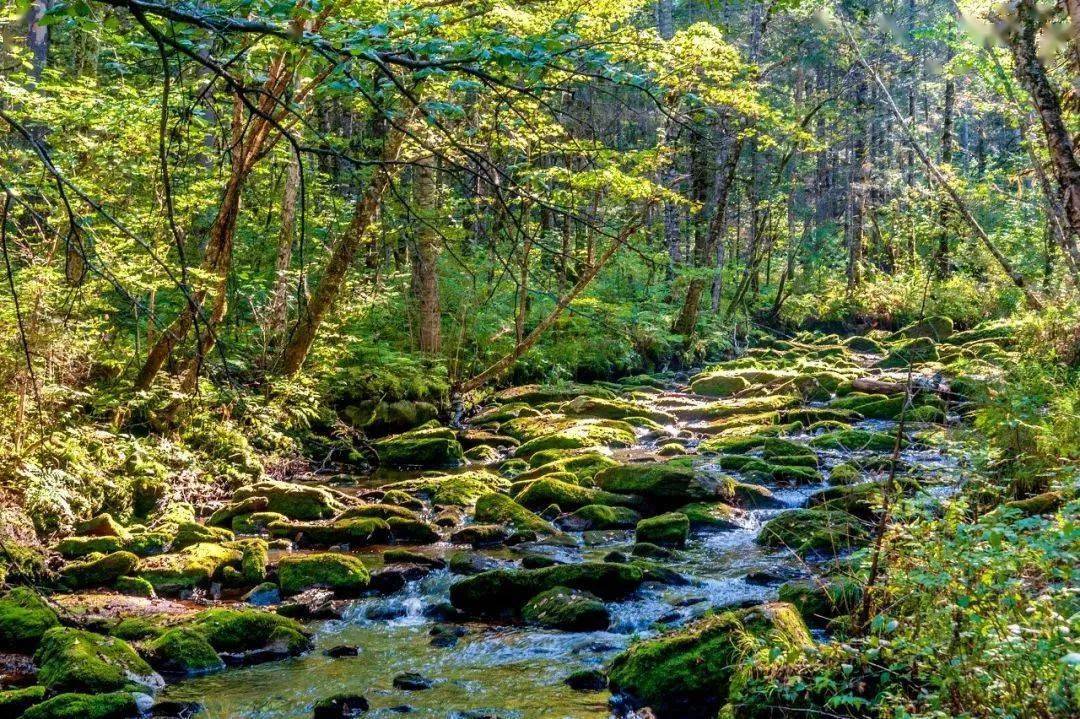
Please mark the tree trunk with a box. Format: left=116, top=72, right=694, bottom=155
left=848, top=70, right=869, bottom=289
left=267, top=153, right=300, bottom=341
left=280, top=120, right=411, bottom=375
left=411, top=156, right=442, bottom=355
left=935, top=13, right=956, bottom=277
left=27, top=0, right=49, bottom=81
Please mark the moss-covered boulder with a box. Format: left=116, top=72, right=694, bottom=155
left=450, top=562, right=643, bottom=615
left=135, top=542, right=242, bottom=594
left=809, top=429, right=906, bottom=452
left=564, top=504, right=641, bottom=530
left=55, top=535, right=126, bottom=559
left=0, top=685, right=46, bottom=715
left=147, top=627, right=225, bottom=676
left=762, top=438, right=815, bottom=461
left=474, top=493, right=552, bottom=533
left=268, top=517, right=392, bottom=546
left=635, top=513, right=689, bottom=547
left=688, top=371, right=751, bottom=396
left=34, top=627, right=163, bottom=694
left=345, top=399, right=439, bottom=437
left=677, top=502, right=742, bottom=529
left=173, top=521, right=235, bottom=549
left=607, top=602, right=811, bottom=717
left=843, top=335, right=884, bottom=354
left=450, top=523, right=510, bottom=546
left=828, top=462, right=860, bottom=485
left=757, top=509, right=868, bottom=555
left=876, top=337, right=939, bottom=369
left=891, top=315, right=953, bottom=341
left=560, top=396, right=676, bottom=425
left=697, top=421, right=802, bottom=454
left=521, top=586, right=610, bottom=631
left=521, top=451, right=619, bottom=482
left=208, top=497, right=270, bottom=528
left=232, top=511, right=288, bottom=535
left=60, top=551, right=139, bottom=589
left=679, top=395, right=797, bottom=422
left=21, top=692, right=138, bottom=719
left=595, top=462, right=715, bottom=505
left=495, top=383, right=616, bottom=404
left=464, top=444, right=501, bottom=462
left=514, top=419, right=636, bottom=456
left=115, top=575, right=155, bottom=598
left=232, top=480, right=343, bottom=521
left=277, top=553, right=370, bottom=596
left=778, top=577, right=862, bottom=624
left=373, top=426, right=465, bottom=468
left=185, top=607, right=305, bottom=654
left=382, top=470, right=509, bottom=506
left=75, top=513, right=130, bottom=539
left=385, top=517, right=440, bottom=544
left=515, top=476, right=636, bottom=512
left=0, top=587, right=60, bottom=651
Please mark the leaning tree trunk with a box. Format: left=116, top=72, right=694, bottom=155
left=280, top=120, right=412, bottom=375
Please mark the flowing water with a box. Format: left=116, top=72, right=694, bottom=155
left=161, top=378, right=962, bottom=719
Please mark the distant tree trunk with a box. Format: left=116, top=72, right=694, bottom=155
left=411, top=156, right=442, bottom=355
left=27, top=0, right=49, bottom=81
left=935, top=15, right=956, bottom=278
left=280, top=119, right=411, bottom=375
left=267, top=153, right=300, bottom=341
left=515, top=233, right=532, bottom=345
left=1000, top=0, right=1080, bottom=274
left=848, top=71, right=869, bottom=289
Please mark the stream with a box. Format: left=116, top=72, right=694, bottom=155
left=160, top=370, right=964, bottom=719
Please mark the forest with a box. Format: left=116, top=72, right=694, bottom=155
left=0, top=0, right=1077, bottom=718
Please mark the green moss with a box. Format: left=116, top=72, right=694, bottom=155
left=515, top=476, right=635, bottom=511
left=60, top=551, right=139, bottom=589
left=521, top=586, right=610, bottom=631
left=268, top=517, right=392, bottom=546
left=494, top=383, right=616, bottom=404
left=450, top=562, right=643, bottom=615
left=891, top=315, right=954, bottom=341
left=56, top=535, right=125, bottom=559
left=0, top=685, right=46, bottom=715
left=231, top=511, right=288, bottom=535
left=383, top=549, right=444, bottom=567
left=338, top=503, right=421, bottom=521
left=809, top=429, right=906, bottom=452
left=75, top=513, right=130, bottom=539
left=1004, top=491, right=1065, bottom=515
left=185, top=607, right=304, bottom=653
left=383, top=470, right=509, bottom=506
left=148, top=627, right=225, bottom=675
left=135, top=542, right=242, bottom=594
left=109, top=616, right=165, bottom=640
left=233, top=480, right=344, bottom=520
left=384, top=516, right=439, bottom=543
left=474, top=493, right=552, bottom=533
left=829, top=462, right=860, bottom=484
left=21, top=692, right=138, bottom=719
left=757, top=509, right=868, bottom=555
left=464, top=444, right=501, bottom=462
left=225, top=538, right=268, bottom=583
left=778, top=577, right=862, bottom=623
left=567, top=504, right=641, bottom=529
left=34, top=627, right=161, bottom=694
left=608, top=602, right=811, bottom=716
left=762, top=438, right=814, bottom=460
left=594, top=462, right=713, bottom=504
left=277, top=552, right=370, bottom=596
left=208, top=497, right=271, bottom=528
left=373, top=427, right=465, bottom=468
left=515, top=420, right=635, bottom=456
left=560, top=395, right=676, bottom=425
left=521, top=452, right=619, bottom=482
left=697, top=422, right=803, bottom=454
left=678, top=502, right=741, bottom=529
left=876, top=336, right=939, bottom=368
left=843, top=336, right=884, bottom=353
left=0, top=587, right=60, bottom=651
left=635, top=512, right=689, bottom=547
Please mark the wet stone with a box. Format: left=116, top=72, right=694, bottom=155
left=393, top=671, right=434, bottom=690
left=324, top=645, right=359, bottom=657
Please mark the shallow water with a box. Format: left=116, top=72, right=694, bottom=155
left=163, top=379, right=962, bottom=719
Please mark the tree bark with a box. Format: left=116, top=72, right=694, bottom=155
left=280, top=119, right=412, bottom=375
left=267, top=153, right=300, bottom=341
left=27, top=0, right=49, bottom=81
left=411, top=155, right=442, bottom=355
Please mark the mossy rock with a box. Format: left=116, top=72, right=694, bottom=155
left=75, top=513, right=130, bottom=539
left=809, top=429, right=906, bottom=452
left=373, top=427, right=465, bottom=468
left=0, top=685, right=46, bottom=715
left=185, top=607, right=305, bottom=653
left=474, top=493, right=552, bottom=533
left=112, top=575, right=155, bottom=598
left=379, top=489, right=426, bottom=511
left=225, top=538, right=269, bottom=584
left=0, top=586, right=60, bottom=651
left=173, top=521, right=235, bottom=549
left=495, top=383, right=616, bottom=404
left=383, top=470, right=509, bottom=506
left=778, top=577, right=863, bottom=624
left=635, top=512, right=689, bottom=547
left=34, top=627, right=162, bottom=694
left=21, top=692, right=138, bottom=719
left=679, top=395, right=797, bottom=422
left=757, top=509, right=868, bottom=555
left=560, top=396, right=676, bottom=425
left=464, top=444, right=501, bottom=462
left=386, top=516, right=440, bottom=544
left=696, top=422, right=803, bottom=454
left=828, top=462, right=860, bottom=485
left=147, top=627, right=225, bottom=676
left=762, top=438, right=815, bottom=461
left=277, top=553, right=370, bottom=596
left=515, top=476, right=636, bottom=512
left=521, top=586, right=610, bottom=631
left=523, top=450, right=617, bottom=478
left=607, top=602, right=811, bottom=717
left=688, top=372, right=750, bottom=396
left=677, top=502, right=742, bottom=529
left=806, top=481, right=913, bottom=519
left=232, top=511, right=288, bottom=535
left=890, top=315, right=953, bottom=341
left=875, top=337, right=939, bottom=369
left=657, top=443, right=686, bottom=457
left=233, top=480, right=344, bottom=521
left=594, top=462, right=716, bottom=506
left=268, top=517, right=392, bottom=546
left=60, top=551, right=138, bottom=589
left=515, top=420, right=636, bottom=456
left=135, top=542, right=242, bottom=594
left=566, top=504, right=641, bottom=529
left=1005, top=491, right=1065, bottom=516
left=843, top=336, right=884, bottom=354
left=109, top=616, right=165, bottom=641
left=383, top=549, right=445, bottom=569
left=55, top=535, right=126, bottom=559
left=207, top=497, right=270, bottom=528
left=346, top=399, right=439, bottom=437
left=450, top=523, right=510, bottom=546
left=450, top=562, right=643, bottom=615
